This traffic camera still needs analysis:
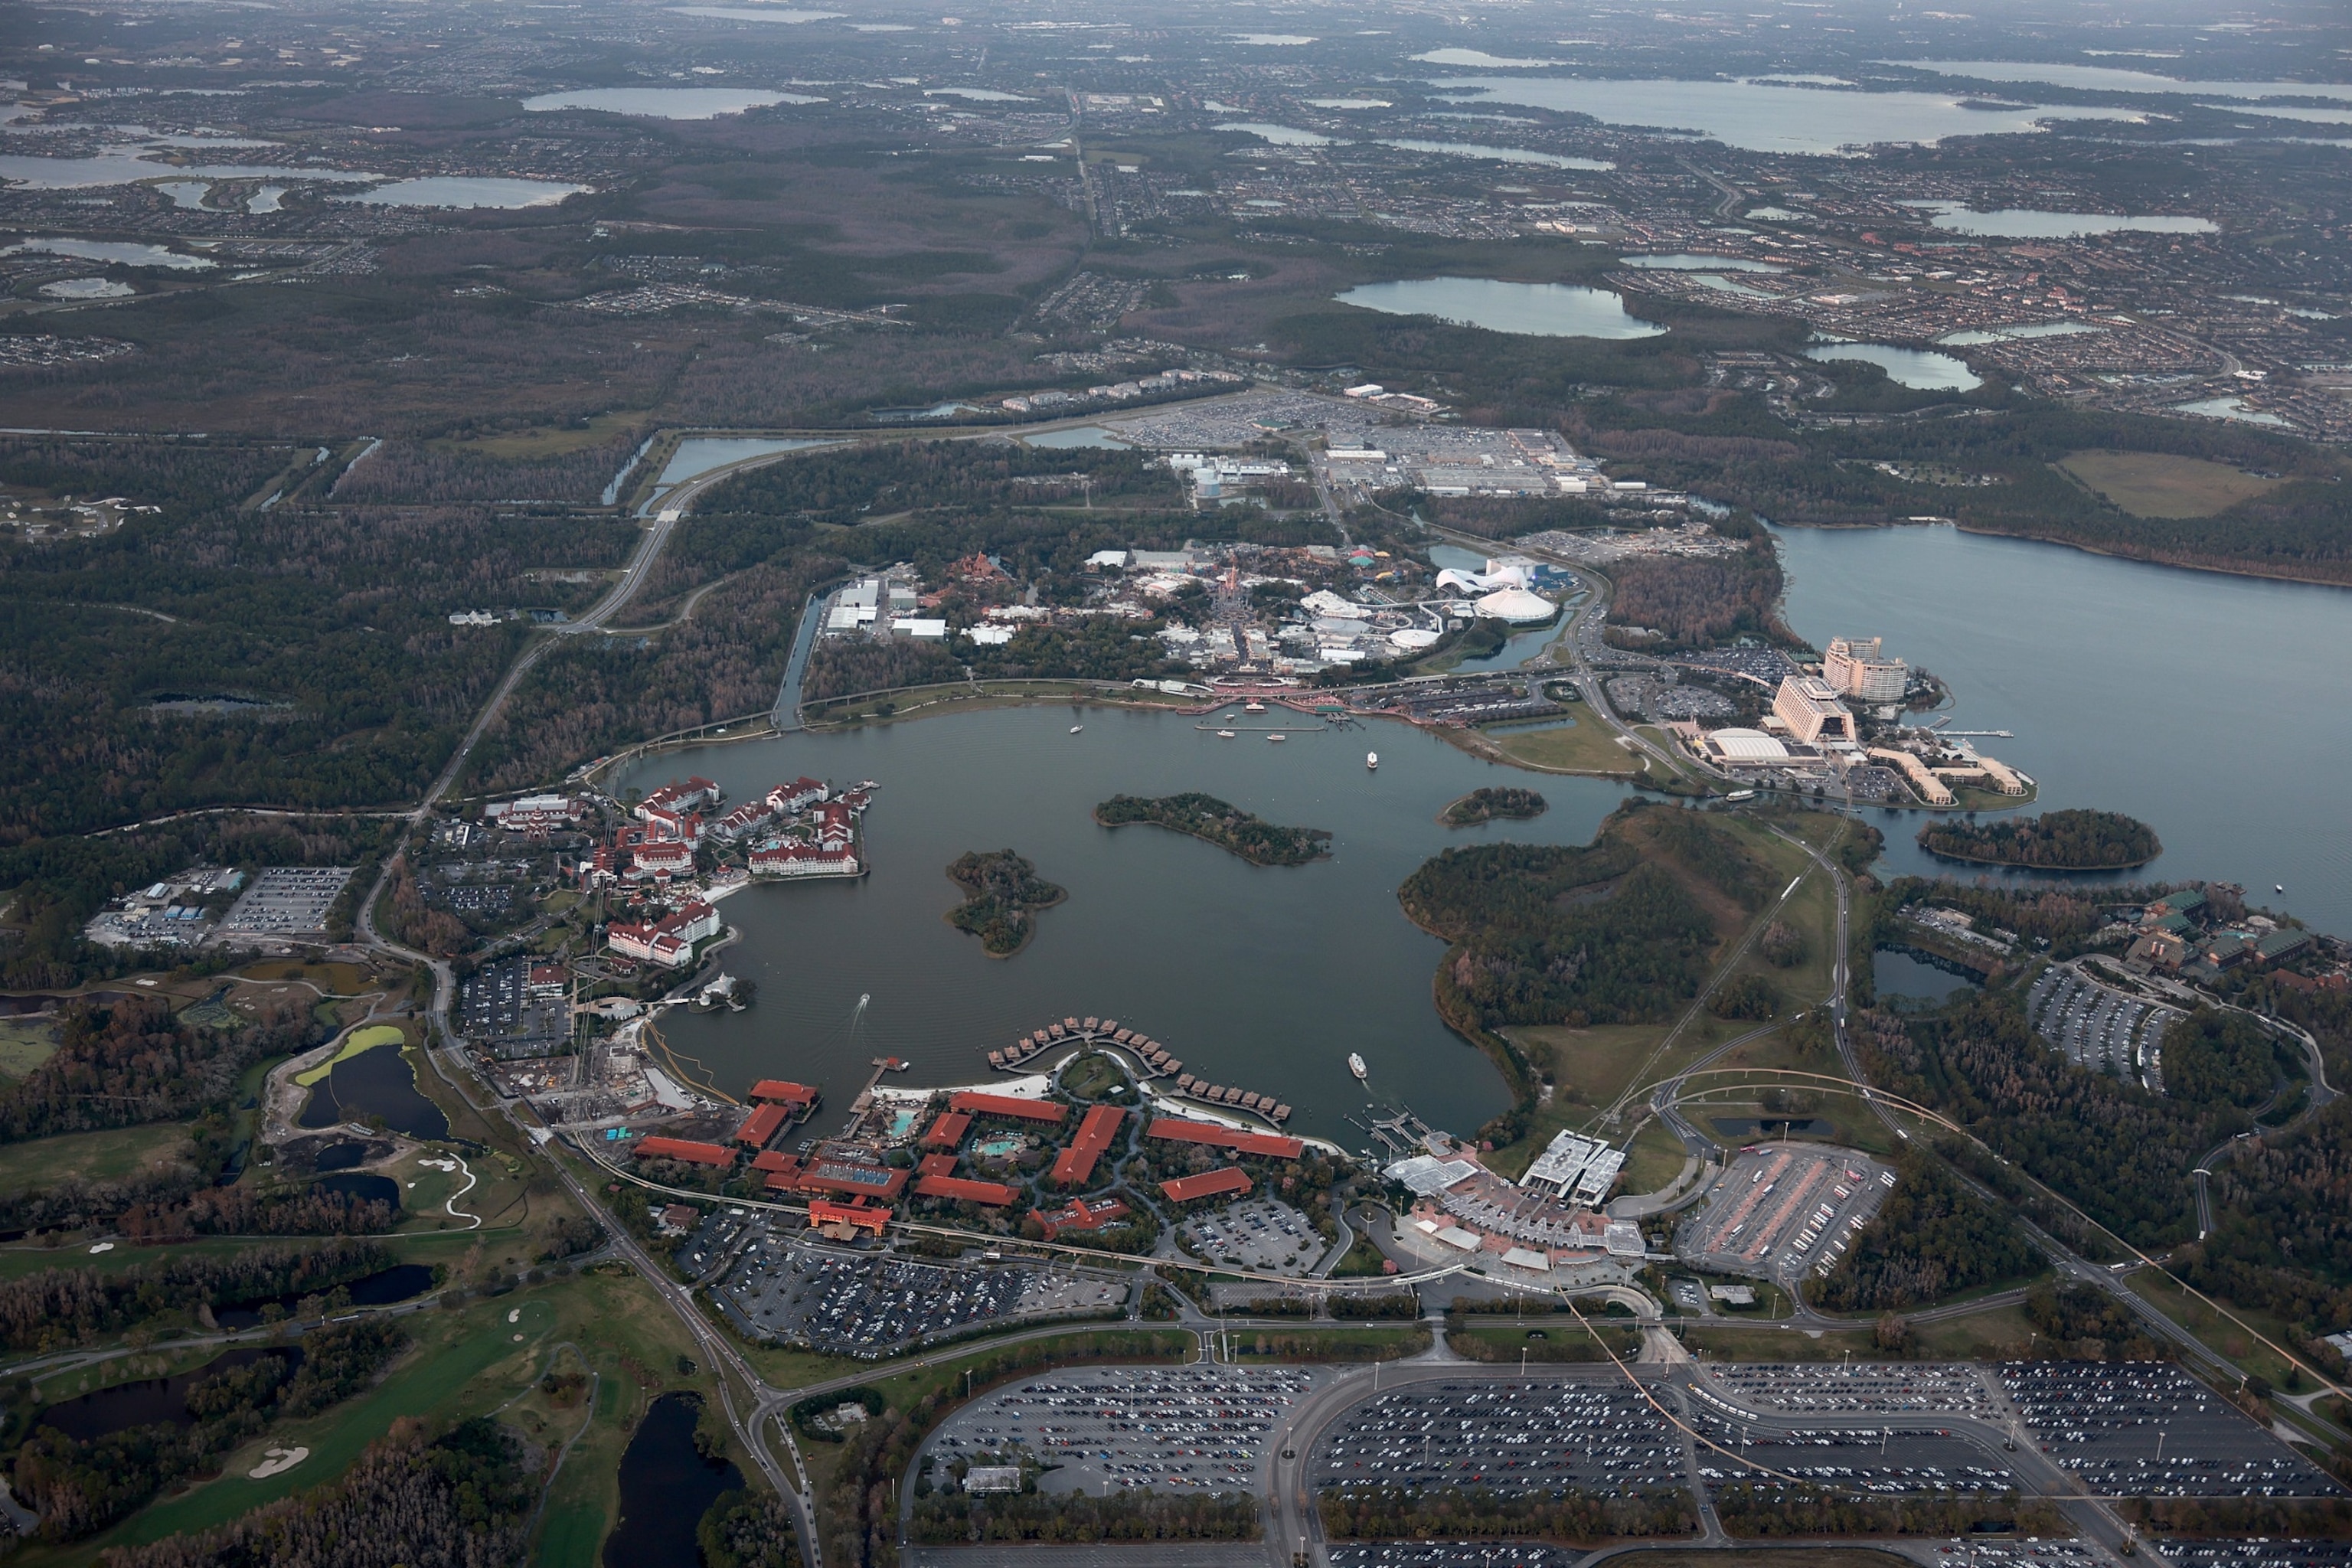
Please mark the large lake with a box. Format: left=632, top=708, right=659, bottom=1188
left=627, top=524, right=2352, bottom=1141
left=1335, top=277, right=1664, bottom=339
left=1423, top=77, right=2145, bottom=155
left=1773, top=523, right=2352, bottom=936
left=623, top=704, right=1632, bottom=1145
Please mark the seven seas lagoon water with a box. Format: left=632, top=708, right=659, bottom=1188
left=635, top=521, right=2352, bottom=1142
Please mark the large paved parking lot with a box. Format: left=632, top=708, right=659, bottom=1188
left=1679, top=1145, right=1894, bottom=1283
left=1704, top=1362, right=2006, bottom=1421
left=923, top=1366, right=1325, bottom=1495
left=1171, top=1197, right=1328, bottom=1276
left=1315, top=1379, right=1685, bottom=1495
left=716, top=1239, right=1125, bottom=1357
left=2001, top=1363, right=2343, bottom=1497
left=2028, top=965, right=2177, bottom=1093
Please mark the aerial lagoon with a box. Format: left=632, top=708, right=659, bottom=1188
left=624, top=704, right=1633, bottom=1145
left=523, top=87, right=825, bottom=117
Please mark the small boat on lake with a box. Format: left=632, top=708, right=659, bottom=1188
left=1070, top=724, right=1083, bottom=734
left=1217, top=728, right=1236, bottom=738
left=1348, top=1053, right=1368, bottom=1081
left=1366, top=751, right=1378, bottom=770
left=1267, top=733, right=1285, bottom=743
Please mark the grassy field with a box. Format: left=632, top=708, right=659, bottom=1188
left=0, top=1016, right=58, bottom=1080
left=2122, top=1269, right=2311, bottom=1392
left=429, top=409, right=643, bottom=459
left=2057, top=449, right=2284, bottom=519
left=292, top=1023, right=407, bottom=1086
left=1683, top=1301, right=2039, bottom=1363
left=1485, top=717, right=1645, bottom=776
left=0, top=1122, right=197, bottom=1197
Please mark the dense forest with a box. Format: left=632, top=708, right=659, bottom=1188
left=2185, top=1093, right=2352, bottom=1357
left=1316, top=1485, right=1694, bottom=1544
left=1094, top=793, right=1333, bottom=867
left=1916, top=809, right=2161, bottom=870
left=1400, top=803, right=1767, bottom=1032
left=2161, top=1007, right=2282, bottom=1109
left=803, top=638, right=965, bottom=703
left=2024, top=1282, right=2172, bottom=1362
left=911, top=1488, right=1260, bottom=1544
left=0, top=996, right=318, bottom=1143
left=1712, top=1483, right=2065, bottom=1539
left=1603, top=531, right=1802, bottom=653
left=696, top=1488, right=805, bottom=1568
left=0, top=1239, right=393, bottom=1352
left=1811, top=1150, right=2040, bottom=1312
left=943, top=849, right=1067, bottom=957
left=1853, top=998, right=2245, bottom=1249
left=699, top=439, right=1182, bottom=522
left=0, top=482, right=635, bottom=839
left=100, top=1416, right=536, bottom=1568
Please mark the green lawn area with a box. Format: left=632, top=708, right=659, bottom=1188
left=1486, top=718, right=1643, bottom=776
left=0, top=1122, right=196, bottom=1198
left=1681, top=1301, right=2038, bottom=1364
left=1328, top=1234, right=1390, bottom=1278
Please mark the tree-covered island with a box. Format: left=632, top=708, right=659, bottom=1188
left=1093, top=793, right=1333, bottom=867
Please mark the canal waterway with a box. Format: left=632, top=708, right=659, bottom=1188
left=1772, top=522, right=2352, bottom=936
left=625, top=703, right=1633, bottom=1145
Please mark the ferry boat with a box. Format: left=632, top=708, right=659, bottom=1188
left=1267, top=732, right=1285, bottom=743
left=1348, top=1053, right=1368, bottom=1081
left=1366, top=751, right=1378, bottom=770
left=1070, top=724, right=1083, bottom=734
left=1217, top=728, right=1236, bottom=738
left=1244, top=700, right=1266, bottom=714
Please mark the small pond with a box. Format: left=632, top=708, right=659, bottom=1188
left=1805, top=340, right=1981, bottom=390
left=297, top=1046, right=449, bottom=1139
left=214, top=1263, right=437, bottom=1331
left=1872, top=947, right=1981, bottom=1003
left=606, top=1392, right=743, bottom=1568
left=1710, top=1117, right=1838, bottom=1139
left=39, top=1348, right=302, bottom=1441
left=313, top=1171, right=402, bottom=1207
left=1334, top=277, right=1664, bottom=339
left=2171, top=396, right=2291, bottom=428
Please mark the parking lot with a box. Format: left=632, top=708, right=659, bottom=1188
left=458, top=956, right=567, bottom=1050
left=1687, top=1406, right=2018, bottom=1495
left=1315, top=1379, right=1686, bottom=1495
left=714, top=1239, right=1125, bottom=1357
left=925, top=1365, right=1322, bottom=1494
left=2027, top=965, right=2177, bottom=1093
left=2001, top=1363, right=2343, bottom=1497
left=2164, top=1545, right=2352, bottom=1568
left=1703, top=1362, right=2006, bottom=1422
left=1678, top=1145, right=1894, bottom=1283
left=1329, top=1549, right=1584, bottom=1568
left=214, top=865, right=354, bottom=942
left=1172, top=1197, right=1328, bottom=1276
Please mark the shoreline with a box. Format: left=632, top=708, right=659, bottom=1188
left=1767, top=515, right=2352, bottom=593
